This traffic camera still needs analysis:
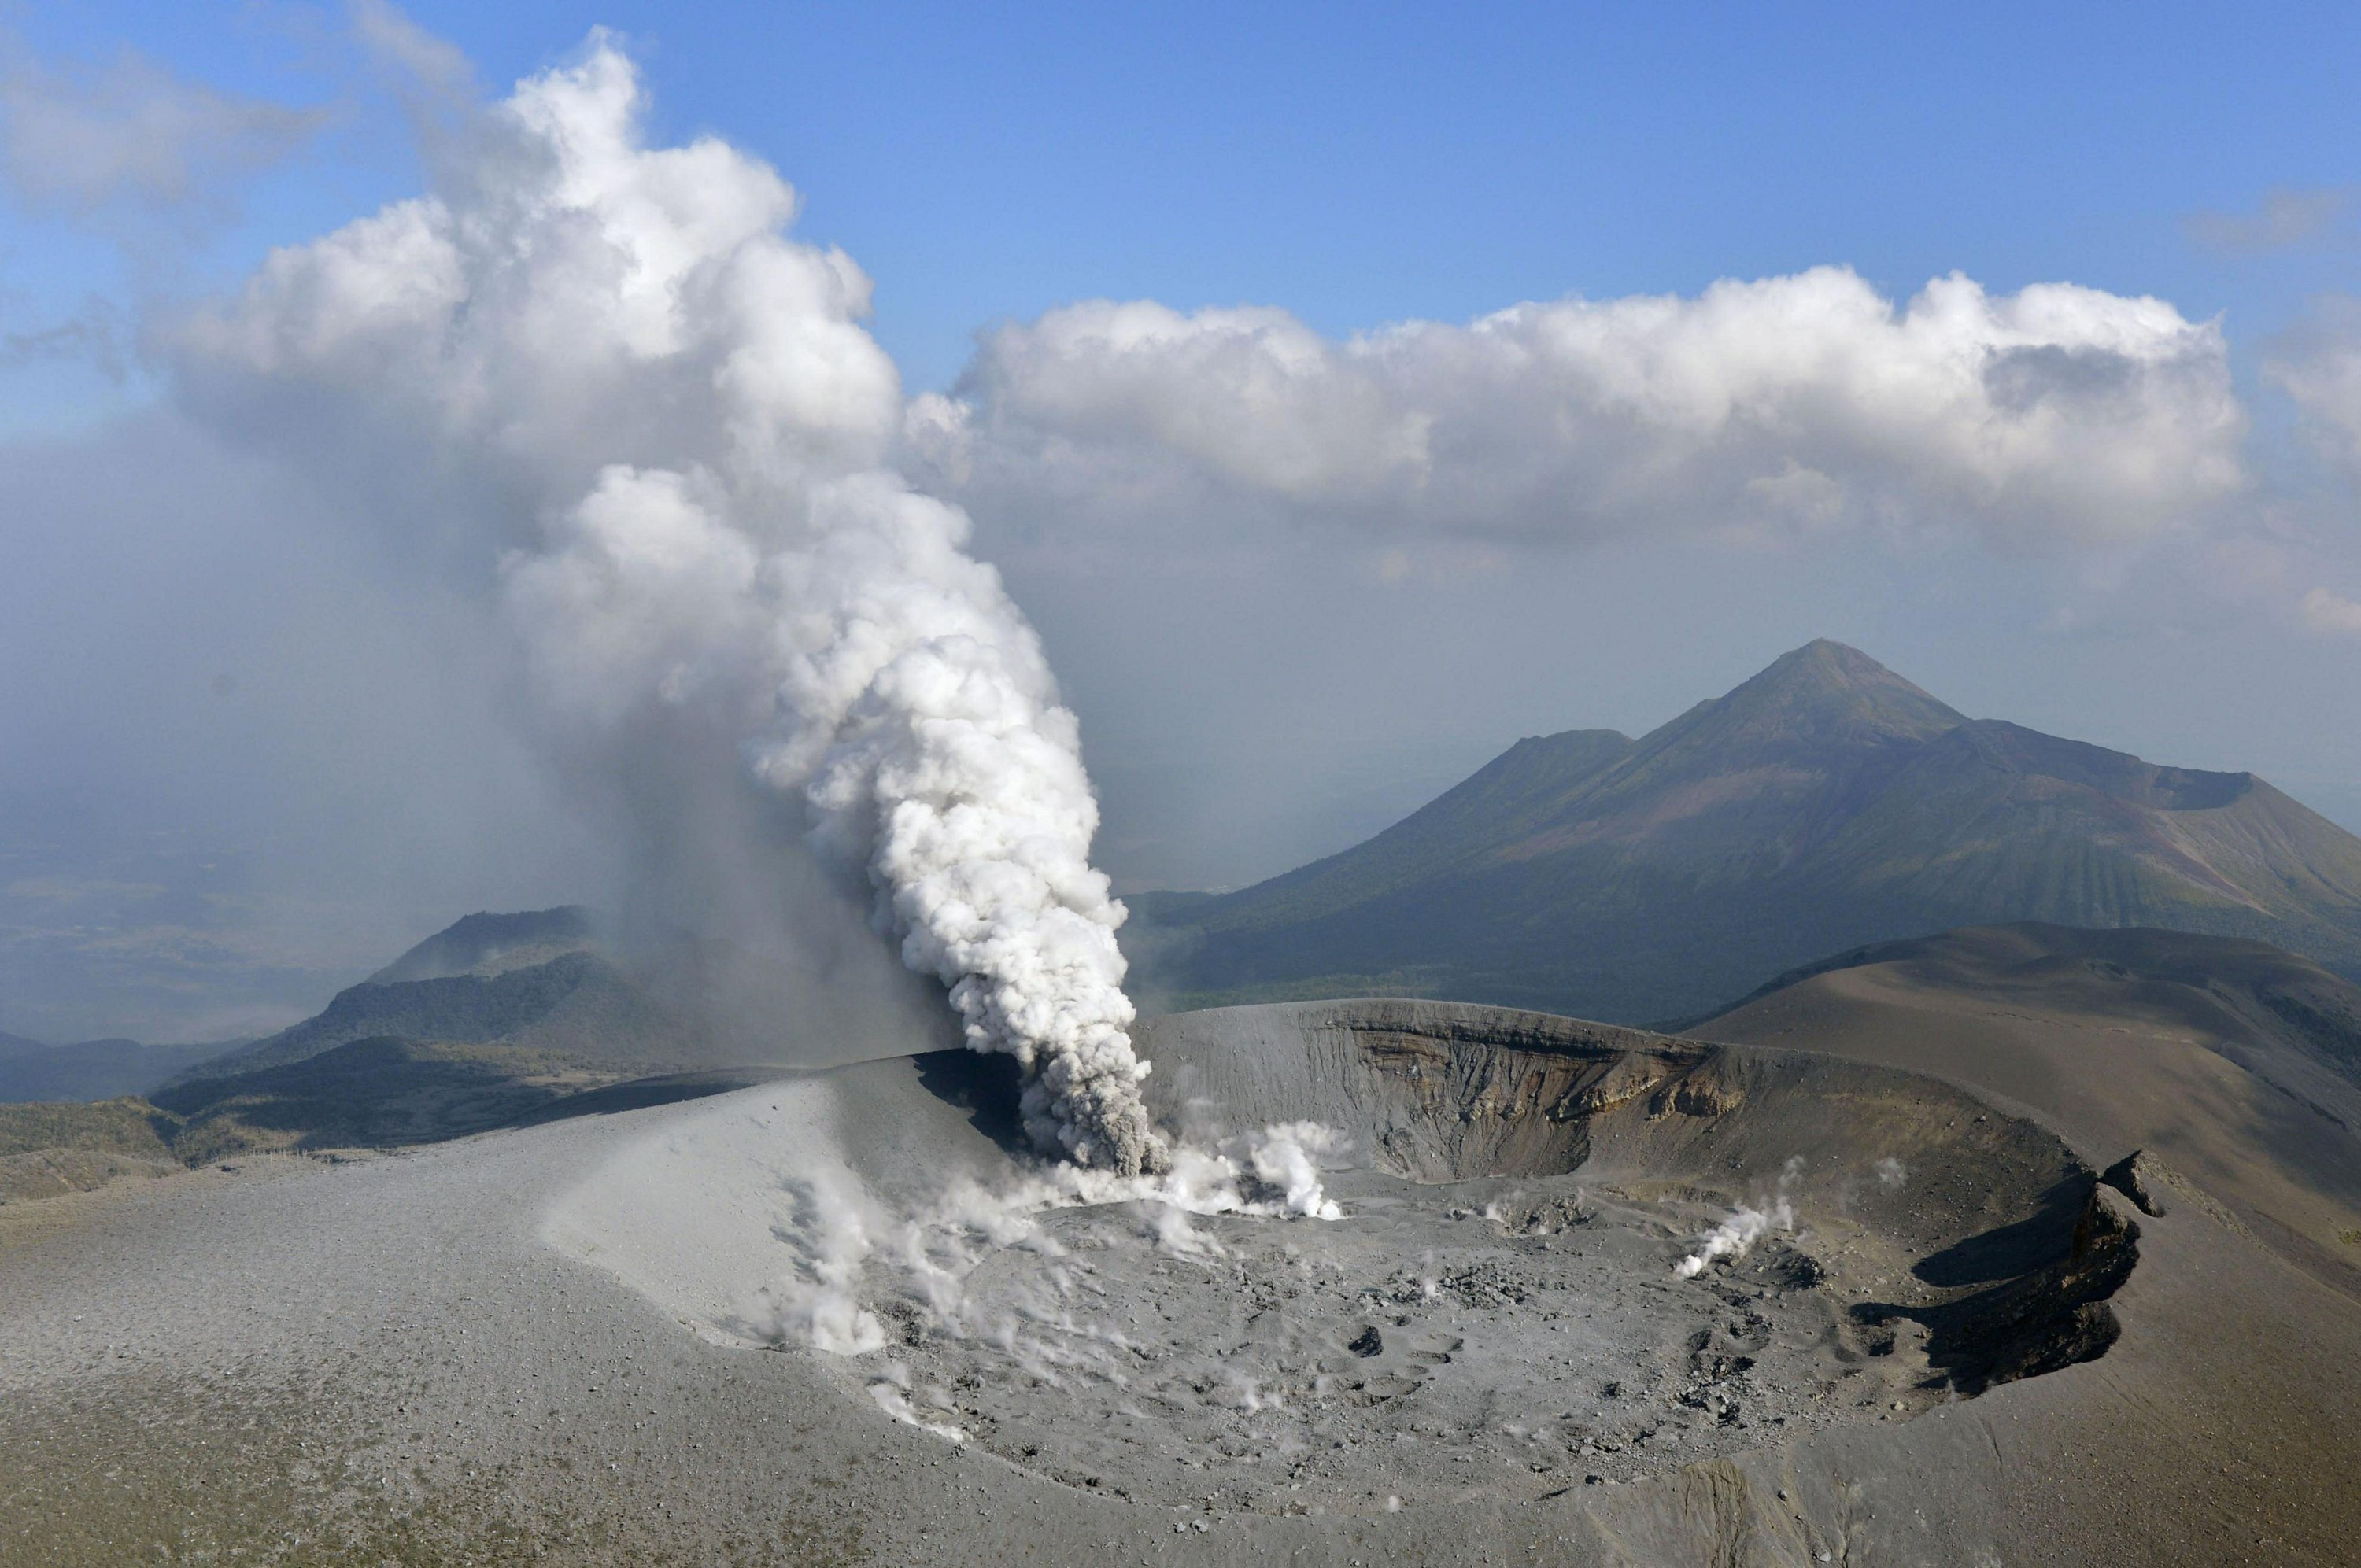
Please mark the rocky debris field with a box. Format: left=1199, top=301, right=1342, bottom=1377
left=843, top=1170, right=1945, bottom=1513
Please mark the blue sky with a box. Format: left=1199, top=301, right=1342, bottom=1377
left=9, top=1, right=2361, bottom=401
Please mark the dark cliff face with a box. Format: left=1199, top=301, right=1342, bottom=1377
left=1129, top=640, right=2361, bottom=1024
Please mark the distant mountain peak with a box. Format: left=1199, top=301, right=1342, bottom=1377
left=1693, top=640, right=1964, bottom=747
left=1132, top=639, right=2361, bottom=1024
left=1739, top=638, right=1953, bottom=707
left=369, top=907, right=604, bottom=986
left=1784, top=636, right=1884, bottom=666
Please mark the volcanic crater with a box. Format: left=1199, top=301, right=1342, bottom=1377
left=553, top=999, right=2140, bottom=1518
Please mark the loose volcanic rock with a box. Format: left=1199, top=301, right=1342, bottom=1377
left=2101, top=1149, right=2170, bottom=1218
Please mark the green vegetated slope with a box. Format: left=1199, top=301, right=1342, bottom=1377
left=151, top=1037, right=629, bottom=1164
left=0, top=1098, right=179, bottom=1160
left=146, top=906, right=724, bottom=1160
left=165, top=951, right=690, bottom=1085
left=0, top=1098, right=183, bottom=1203
left=0, top=908, right=745, bottom=1192
left=162, top=904, right=704, bottom=1082
left=1129, top=640, right=2361, bottom=1024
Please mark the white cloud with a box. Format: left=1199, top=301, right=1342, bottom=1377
left=2267, top=297, right=2361, bottom=478
left=0, top=45, right=323, bottom=216
left=915, top=268, right=2246, bottom=555
left=2301, top=586, right=2361, bottom=636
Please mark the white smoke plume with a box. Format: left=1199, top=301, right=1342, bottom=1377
left=759, top=1171, right=889, bottom=1356
left=1675, top=1156, right=1802, bottom=1278
left=1240, top=1121, right=1345, bottom=1221
left=868, top=1366, right=968, bottom=1445
left=1673, top=1199, right=1794, bottom=1279
left=764, top=1120, right=1347, bottom=1355
left=170, top=35, right=1166, bottom=1172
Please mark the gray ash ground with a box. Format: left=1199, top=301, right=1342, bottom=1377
left=832, top=1169, right=1940, bottom=1515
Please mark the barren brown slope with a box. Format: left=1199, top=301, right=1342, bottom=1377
left=1698, top=922, right=2361, bottom=1300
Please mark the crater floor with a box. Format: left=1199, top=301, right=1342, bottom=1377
left=831, top=1168, right=1942, bottom=1513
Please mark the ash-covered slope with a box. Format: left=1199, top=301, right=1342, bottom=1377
left=11, top=994, right=2359, bottom=1565
left=1133, top=640, right=2361, bottom=1022
left=1699, top=921, right=2361, bottom=1297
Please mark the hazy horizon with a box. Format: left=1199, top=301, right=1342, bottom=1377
left=7, top=5, right=2361, bottom=1042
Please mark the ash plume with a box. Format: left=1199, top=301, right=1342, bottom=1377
left=172, top=34, right=1165, bottom=1172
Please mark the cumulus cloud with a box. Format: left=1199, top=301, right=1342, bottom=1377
left=169, top=33, right=1166, bottom=1174
left=0, top=44, right=323, bottom=216
left=914, top=269, right=2245, bottom=554
left=2184, top=186, right=2350, bottom=255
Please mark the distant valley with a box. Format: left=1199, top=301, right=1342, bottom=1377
left=0, top=909, right=725, bottom=1201
left=0, top=1031, right=240, bottom=1104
